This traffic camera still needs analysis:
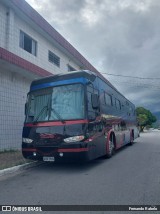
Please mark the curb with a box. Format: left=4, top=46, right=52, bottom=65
left=0, top=161, right=43, bottom=177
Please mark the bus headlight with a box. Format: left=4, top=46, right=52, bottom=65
left=64, top=135, right=84, bottom=143
left=22, top=138, right=33, bottom=143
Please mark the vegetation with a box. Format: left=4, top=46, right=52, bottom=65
left=136, top=107, right=157, bottom=132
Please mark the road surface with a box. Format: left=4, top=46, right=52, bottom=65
left=0, top=130, right=160, bottom=213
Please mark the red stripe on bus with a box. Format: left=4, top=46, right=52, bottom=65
left=58, top=148, right=89, bottom=153
left=22, top=148, right=37, bottom=152
left=24, top=120, right=88, bottom=127
left=22, top=148, right=88, bottom=153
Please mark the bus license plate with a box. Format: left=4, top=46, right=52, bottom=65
left=43, top=156, right=55, bottom=162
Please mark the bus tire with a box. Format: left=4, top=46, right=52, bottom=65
left=129, top=131, right=134, bottom=146
left=105, top=137, right=115, bottom=159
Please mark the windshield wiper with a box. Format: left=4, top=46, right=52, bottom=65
left=33, top=105, right=49, bottom=123
left=33, top=105, right=65, bottom=124
left=49, top=107, right=65, bottom=124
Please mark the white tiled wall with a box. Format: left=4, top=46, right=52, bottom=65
left=0, top=2, right=83, bottom=150
left=0, top=69, right=31, bottom=150
left=0, top=3, right=7, bottom=49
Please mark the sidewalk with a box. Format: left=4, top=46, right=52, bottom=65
left=0, top=161, right=41, bottom=177
left=0, top=150, right=40, bottom=177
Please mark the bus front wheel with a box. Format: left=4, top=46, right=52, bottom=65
left=105, top=138, right=115, bottom=159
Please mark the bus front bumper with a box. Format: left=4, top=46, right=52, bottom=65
left=22, top=146, right=90, bottom=162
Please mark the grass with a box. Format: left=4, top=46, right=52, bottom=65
left=0, top=149, right=32, bottom=170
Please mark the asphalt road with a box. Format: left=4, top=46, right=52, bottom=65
left=0, top=130, right=160, bottom=213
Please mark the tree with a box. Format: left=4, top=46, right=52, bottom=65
left=136, top=107, right=157, bottom=132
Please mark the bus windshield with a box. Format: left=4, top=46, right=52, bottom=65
left=25, top=84, right=85, bottom=122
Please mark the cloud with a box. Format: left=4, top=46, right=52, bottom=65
left=26, top=0, right=160, bottom=113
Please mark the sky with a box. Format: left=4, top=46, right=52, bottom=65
left=25, top=0, right=160, bottom=114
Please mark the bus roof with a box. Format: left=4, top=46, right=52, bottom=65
left=31, top=70, right=118, bottom=92
left=30, top=70, right=134, bottom=107
left=31, top=70, right=96, bottom=87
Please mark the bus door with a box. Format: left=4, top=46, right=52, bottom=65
left=115, top=121, right=130, bottom=148
left=120, top=120, right=130, bottom=145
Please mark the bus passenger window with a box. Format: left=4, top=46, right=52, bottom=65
left=115, top=99, right=121, bottom=110
left=105, top=93, right=112, bottom=106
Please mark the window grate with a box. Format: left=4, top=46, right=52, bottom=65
left=48, top=51, right=60, bottom=67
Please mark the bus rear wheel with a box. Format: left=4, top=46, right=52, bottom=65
left=129, top=133, right=134, bottom=146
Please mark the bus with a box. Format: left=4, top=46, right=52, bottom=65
left=22, top=70, right=139, bottom=162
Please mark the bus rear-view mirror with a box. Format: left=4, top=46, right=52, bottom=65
left=91, top=94, right=99, bottom=109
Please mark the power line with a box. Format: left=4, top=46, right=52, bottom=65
left=101, top=75, right=160, bottom=90
left=101, top=72, right=160, bottom=80
left=111, top=81, right=160, bottom=90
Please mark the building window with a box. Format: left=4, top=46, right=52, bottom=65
left=19, top=31, right=37, bottom=56
left=104, top=93, right=112, bottom=106
left=68, top=64, right=76, bottom=72
left=48, top=50, right=60, bottom=67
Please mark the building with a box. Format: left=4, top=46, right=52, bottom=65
left=0, top=0, right=100, bottom=150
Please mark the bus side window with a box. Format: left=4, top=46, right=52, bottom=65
left=120, top=121, right=126, bottom=130
left=104, top=93, right=112, bottom=106
left=115, top=98, right=121, bottom=110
